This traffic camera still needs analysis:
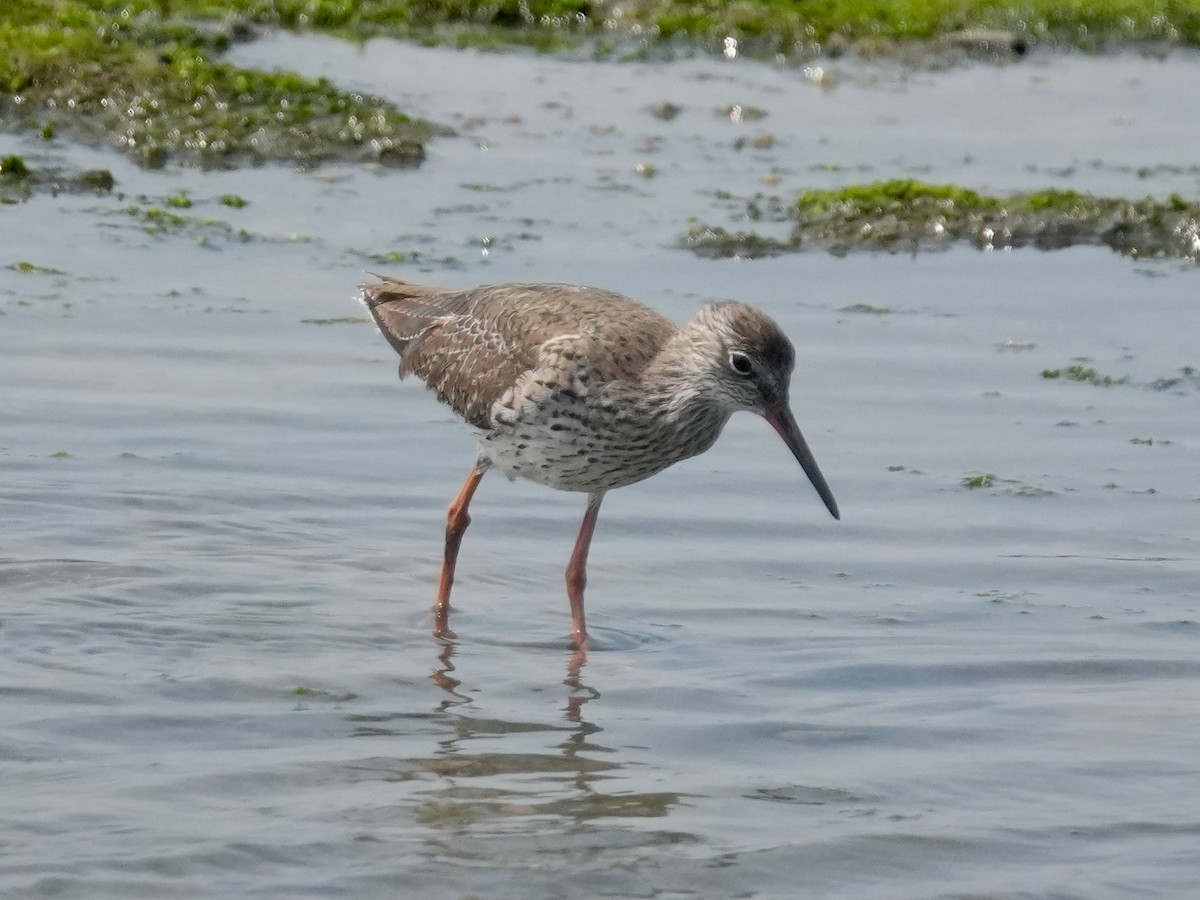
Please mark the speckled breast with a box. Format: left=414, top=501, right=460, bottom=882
left=472, top=368, right=714, bottom=494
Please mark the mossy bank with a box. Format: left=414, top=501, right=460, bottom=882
left=4, top=2, right=1200, bottom=171
left=0, top=1, right=437, bottom=169
left=685, top=180, right=1200, bottom=262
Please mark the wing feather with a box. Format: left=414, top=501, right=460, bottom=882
left=360, top=276, right=676, bottom=430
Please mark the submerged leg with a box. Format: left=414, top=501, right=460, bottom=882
left=435, top=464, right=487, bottom=637
left=565, top=490, right=605, bottom=650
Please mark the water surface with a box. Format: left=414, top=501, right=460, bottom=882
left=2, top=38, right=1199, bottom=899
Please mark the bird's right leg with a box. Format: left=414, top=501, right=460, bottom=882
left=435, top=464, right=487, bottom=637
left=565, top=490, right=605, bottom=650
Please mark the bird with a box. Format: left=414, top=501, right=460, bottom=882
left=360, top=276, right=839, bottom=649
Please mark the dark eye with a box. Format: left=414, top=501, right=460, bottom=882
left=728, top=351, right=754, bottom=377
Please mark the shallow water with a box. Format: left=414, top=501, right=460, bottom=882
left=2, top=37, right=1200, bottom=899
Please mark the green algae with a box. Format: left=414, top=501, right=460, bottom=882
left=963, top=472, right=996, bottom=488
left=797, top=180, right=1002, bottom=215
left=841, top=302, right=894, bottom=314
left=8, top=261, right=65, bottom=274
left=5, top=3, right=1200, bottom=175
left=1041, top=363, right=1127, bottom=386
left=960, top=472, right=1052, bottom=495
left=686, top=180, right=1200, bottom=261
left=2, top=156, right=114, bottom=203
left=118, top=200, right=252, bottom=243
left=1, top=154, right=31, bottom=177
left=80, top=168, right=116, bottom=190
left=176, top=0, right=1200, bottom=57
left=644, top=0, right=1200, bottom=56
left=0, top=2, right=436, bottom=169
left=1046, top=362, right=1118, bottom=384
left=181, top=0, right=595, bottom=43
left=1039, top=363, right=1200, bottom=393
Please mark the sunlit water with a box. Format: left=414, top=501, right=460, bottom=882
left=2, top=37, right=1199, bottom=899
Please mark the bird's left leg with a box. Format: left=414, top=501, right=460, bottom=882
left=435, top=461, right=488, bottom=637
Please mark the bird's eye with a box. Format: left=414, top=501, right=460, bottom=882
left=728, top=351, right=754, bottom=377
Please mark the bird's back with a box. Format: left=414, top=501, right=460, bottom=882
left=360, top=277, right=677, bottom=430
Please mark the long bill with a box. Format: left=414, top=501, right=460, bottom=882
left=764, top=407, right=840, bottom=520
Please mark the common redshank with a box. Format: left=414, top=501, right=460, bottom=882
left=361, top=276, right=839, bottom=648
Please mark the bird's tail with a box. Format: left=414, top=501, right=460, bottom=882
left=359, top=276, right=456, bottom=369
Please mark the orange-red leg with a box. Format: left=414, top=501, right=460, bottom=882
left=435, top=466, right=485, bottom=637
left=565, top=491, right=605, bottom=649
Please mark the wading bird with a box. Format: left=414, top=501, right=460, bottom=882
left=362, top=277, right=839, bottom=648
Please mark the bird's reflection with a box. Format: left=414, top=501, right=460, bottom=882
left=422, top=634, right=619, bottom=806
left=341, top=633, right=684, bottom=854
left=430, top=638, right=473, bottom=710
left=430, top=638, right=600, bottom=722
left=563, top=646, right=600, bottom=723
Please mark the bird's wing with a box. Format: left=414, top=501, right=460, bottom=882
left=360, top=278, right=540, bottom=429
left=360, top=277, right=676, bottom=430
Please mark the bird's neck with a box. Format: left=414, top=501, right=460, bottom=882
left=629, top=332, right=734, bottom=458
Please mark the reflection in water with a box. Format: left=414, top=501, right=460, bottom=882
left=340, top=636, right=691, bottom=883
left=404, top=637, right=681, bottom=829
left=429, top=638, right=472, bottom=710
left=563, top=647, right=600, bottom=723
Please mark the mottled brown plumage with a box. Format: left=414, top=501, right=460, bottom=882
left=361, top=275, right=838, bottom=648
left=363, top=279, right=673, bottom=429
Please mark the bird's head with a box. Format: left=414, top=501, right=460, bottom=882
left=688, top=302, right=840, bottom=520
